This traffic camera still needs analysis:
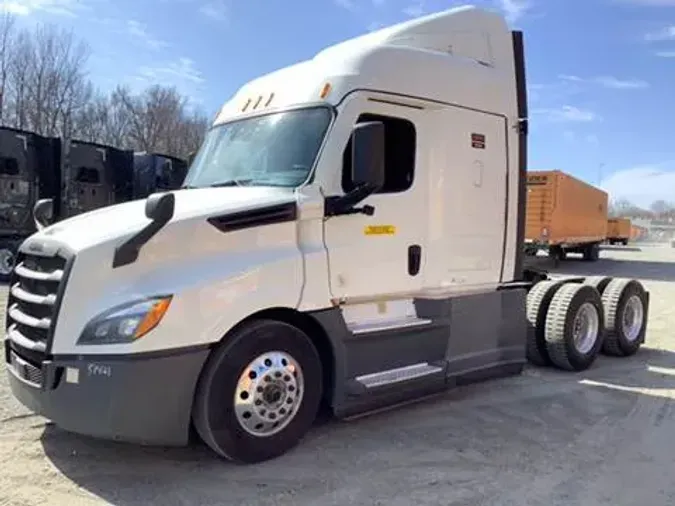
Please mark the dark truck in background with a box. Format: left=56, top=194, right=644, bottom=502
left=0, top=135, right=189, bottom=282
left=0, top=128, right=61, bottom=282
left=133, top=152, right=189, bottom=199
left=60, top=140, right=135, bottom=220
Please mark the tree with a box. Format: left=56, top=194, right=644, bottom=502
left=608, top=198, right=648, bottom=218
left=0, top=13, right=209, bottom=160
left=0, top=13, right=16, bottom=123
left=650, top=200, right=674, bottom=218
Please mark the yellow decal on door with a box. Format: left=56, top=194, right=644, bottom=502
left=364, top=225, right=396, bottom=236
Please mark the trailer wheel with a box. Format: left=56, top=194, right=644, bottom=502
left=583, top=276, right=613, bottom=295
left=526, top=280, right=566, bottom=366
left=545, top=284, right=605, bottom=371
left=582, top=243, right=600, bottom=262
left=0, top=239, right=18, bottom=283
left=192, top=319, right=323, bottom=464
left=601, top=279, right=647, bottom=357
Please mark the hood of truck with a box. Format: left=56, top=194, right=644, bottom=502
left=30, top=187, right=296, bottom=253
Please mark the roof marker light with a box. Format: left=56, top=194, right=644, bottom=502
left=265, top=92, right=275, bottom=107
left=253, top=95, right=263, bottom=109
left=242, top=98, right=252, bottom=112
left=320, top=82, right=332, bottom=99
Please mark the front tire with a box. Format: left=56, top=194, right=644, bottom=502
left=0, top=238, right=19, bottom=283
left=192, top=319, right=323, bottom=464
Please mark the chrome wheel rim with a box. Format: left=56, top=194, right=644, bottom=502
left=234, top=351, right=304, bottom=438
left=573, top=302, right=599, bottom=354
left=0, top=248, right=14, bottom=276
left=622, top=295, right=644, bottom=342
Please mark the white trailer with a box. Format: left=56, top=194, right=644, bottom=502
left=4, top=5, right=650, bottom=464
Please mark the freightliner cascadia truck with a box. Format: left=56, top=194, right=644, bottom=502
left=4, top=6, right=650, bottom=464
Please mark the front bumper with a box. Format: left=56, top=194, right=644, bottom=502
left=5, top=342, right=210, bottom=446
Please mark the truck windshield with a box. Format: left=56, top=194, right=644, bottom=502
left=183, top=106, right=332, bottom=189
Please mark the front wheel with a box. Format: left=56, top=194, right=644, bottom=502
left=192, top=319, right=323, bottom=464
left=0, top=239, right=19, bottom=283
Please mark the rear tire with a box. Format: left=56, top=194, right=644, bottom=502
left=192, top=319, right=323, bottom=464
left=583, top=276, right=613, bottom=295
left=526, top=280, right=566, bottom=367
left=601, top=279, right=647, bottom=357
left=544, top=284, right=605, bottom=371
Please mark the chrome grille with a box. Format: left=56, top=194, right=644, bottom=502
left=8, top=349, right=44, bottom=386
left=5, top=251, right=67, bottom=358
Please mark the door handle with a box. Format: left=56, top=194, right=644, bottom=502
left=408, top=244, right=421, bottom=276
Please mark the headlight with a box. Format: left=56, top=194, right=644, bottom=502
left=77, top=296, right=173, bottom=345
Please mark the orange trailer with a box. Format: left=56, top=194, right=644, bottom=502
left=525, top=170, right=608, bottom=261
left=607, top=218, right=631, bottom=245
left=630, top=224, right=646, bottom=241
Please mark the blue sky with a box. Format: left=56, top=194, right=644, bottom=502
left=5, top=0, right=675, bottom=207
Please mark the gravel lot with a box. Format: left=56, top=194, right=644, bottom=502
left=2, top=244, right=675, bottom=505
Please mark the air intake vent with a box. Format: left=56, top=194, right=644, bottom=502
left=207, top=202, right=297, bottom=233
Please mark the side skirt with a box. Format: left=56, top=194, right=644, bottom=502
left=308, top=287, right=528, bottom=419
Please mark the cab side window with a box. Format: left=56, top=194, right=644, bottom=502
left=341, top=113, right=416, bottom=194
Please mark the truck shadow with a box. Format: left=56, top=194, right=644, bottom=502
left=39, top=346, right=675, bottom=506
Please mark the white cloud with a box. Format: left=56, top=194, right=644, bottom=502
left=137, top=57, right=204, bottom=85
left=558, top=74, right=649, bottom=89
left=620, top=0, right=675, bottom=5
left=1, top=0, right=85, bottom=16
left=562, top=131, right=600, bottom=144
left=602, top=163, right=675, bottom=208
left=655, top=50, right=675, bottom=57
left=586, top=133, right=599, bottom=145
left=558, top=74, right=584, bottom=82
left=134, top=57, right=205, bottom=106
left=334, top=0, right=357, bottom=11
left=496, top=0, right=532, bottom=24
left=532, top=105, right=598, bottom=123
left=645, top=25, right=675, bottom=41
left=127, top=20, right=168, bottom=51
left=403, top=0, right=425, bottom=17
left=593, top=76, right=649, bottom=89
left=199, top=0, right=228, bottom=22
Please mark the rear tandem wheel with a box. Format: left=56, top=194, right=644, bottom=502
left=525, top=277, right=648, bottom=371
left=601, top=278, right=648, bottom=357
left=526, top=280, right=567, bottom=366
left=544, top=283, right=605, bottom=372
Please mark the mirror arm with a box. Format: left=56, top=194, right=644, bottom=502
left=325, top=184, right=376, bottom=217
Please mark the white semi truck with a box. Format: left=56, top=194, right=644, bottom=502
left=4, top=6, right=650, bottom=464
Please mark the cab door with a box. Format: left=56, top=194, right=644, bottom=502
left=322, top=96, right=429, bottom=302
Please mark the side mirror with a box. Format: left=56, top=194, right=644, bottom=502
left=33, top=198, right=54, bottom=230
left=145, top=192, right=175, bottom=224
left=351, top=121, right=385, bottom=190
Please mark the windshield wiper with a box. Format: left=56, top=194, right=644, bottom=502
left=180, top=179, right=253, bottom=189
left=208, top=179, right=254, bottom=188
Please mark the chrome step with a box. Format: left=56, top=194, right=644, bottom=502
left=355, top=362, right=444, bottom=389
left=348, top=316, right=432, bottom=335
